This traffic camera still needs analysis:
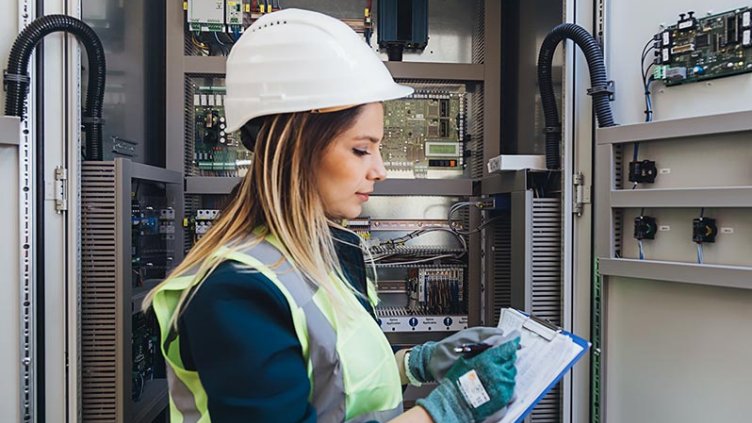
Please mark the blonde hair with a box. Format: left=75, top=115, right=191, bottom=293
left=143, top=106, right=372, bottom=329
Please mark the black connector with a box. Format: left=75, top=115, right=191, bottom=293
left=628, top=160, right=657, bottom=184
left=634, top=215, right=657, bottom=240
left=693, top=217, right=717, bottom=243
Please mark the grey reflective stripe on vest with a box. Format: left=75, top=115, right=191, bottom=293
left=345, top=407, right=404, bottom=423
left=166, top=365, right=201, bottom=423
left=239, top=241, right=347, bottom=423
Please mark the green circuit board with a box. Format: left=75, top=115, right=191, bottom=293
left=656, top=7, right=752, bottom=86
left=193, top=86, right=253, bottom=176
left=381, top=87, right=466, bottom=177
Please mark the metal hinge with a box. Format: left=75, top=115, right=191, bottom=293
left=54, top=166, right=68, bottom=212
left=573, top=172, right=591, bottom=217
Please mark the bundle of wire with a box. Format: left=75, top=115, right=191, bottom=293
left=633, top=36, right=658, bottom=189
left=367, top=226, right=467, bottom=266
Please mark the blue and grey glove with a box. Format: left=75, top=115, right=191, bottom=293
left=416, top=333, right=520, bottom=423
left=407, top=326, right=511, bottom=384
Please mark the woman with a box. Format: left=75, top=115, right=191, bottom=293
left=145, top=8, right=519, bottom=423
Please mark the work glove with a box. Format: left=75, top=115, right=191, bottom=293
left=407, top=326, right=510, bottom=384
left=416, top=333, right=520, bottom=423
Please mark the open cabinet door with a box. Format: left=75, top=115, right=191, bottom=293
left=591, top=0, right=752, bottom=422
left=564, top=1, right=598, bottom=423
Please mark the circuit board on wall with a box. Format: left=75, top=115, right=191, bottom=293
left=382, top=86, right=466, bottom=178
left=193, top=85, right=253, bottom=176
left=655, top=7, right=752, bottom=86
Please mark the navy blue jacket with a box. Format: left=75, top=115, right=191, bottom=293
left=178, top=228, right=373, bottom=422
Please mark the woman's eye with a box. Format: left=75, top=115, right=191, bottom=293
left=352, top=148, right=370, bottom=156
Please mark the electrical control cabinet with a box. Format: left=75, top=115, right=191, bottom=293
left=171, top=0, right=565, bottom=417
left=81, top=160, right=181, bottom=423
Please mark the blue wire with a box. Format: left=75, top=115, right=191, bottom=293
left=213, top=32, right=226, bottom=46
left=696, top=243, right=703, bottom=264
left=638, top=240, right=645, bottom=260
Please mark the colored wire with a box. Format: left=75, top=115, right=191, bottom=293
left=638, top=240, right=645, bottom=260
left=696, top=243, right=704, bottom=264
left=369, top=254, right=457, bottom=266
left=640, top=37, right=656, bottom=122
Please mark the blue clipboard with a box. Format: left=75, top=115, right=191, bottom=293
left=500, top=309, right=591, bottom=423
left=513, top=329, right=590, bottom=423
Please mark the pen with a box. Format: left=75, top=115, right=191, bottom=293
left=453, top=342, right=492, bottom=358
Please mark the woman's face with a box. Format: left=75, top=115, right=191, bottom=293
left=317, top=103, right=387, bottom=219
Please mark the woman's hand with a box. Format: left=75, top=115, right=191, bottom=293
left=416, top=333, right=520, bottom=423
left=405, top=326, right=512, bottom=385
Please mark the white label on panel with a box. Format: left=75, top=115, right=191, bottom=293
left=200, top=94, right=208, bottom=106
left=744, top=30, right=751, bottom=46
left=659, top=168, right=671, bottom=174
left=721, top=227, right=734, bottom=234
left=194, top=94, right=200, bottom=106
left=659, top=226, right=671, bottom=232
left=678, top=20, right=693, bottom=30
left=662, top=48, right=670, bottom=62
left=208, top=95, right=215, bottom=106
left=662, top=31, right=670, bottom=44
left=744, top=11, right=751, bottom=27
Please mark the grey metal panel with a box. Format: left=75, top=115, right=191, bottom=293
left=510, top=190, right=532, bottom=310
left=600, top=258, right=752, bottom=291
left=184, top=58, right=486, bottom=81
left=385, top=62, right=484, bottom=81
left=596, top=110, right=752, bottom=145
left=480, top=171, right=529, bottom=194
left=373, top=179, right=474, bottom=196
left=83, top=0, right=154, bottom=163
left=469, top=207, right=482, bottom=326
left=611, top=187, right=752, bottom=208
left=0, top=116, right=20, bottom=145
left=166, top=0, right=185, bottom=172
left=482, top=0, right=501, bottom=177
left=184, top=176, right=475, bottom=196
left=166, top=0, right=188, bottom=265
left=81, top=162, right=121, bottom=422
left=486, top=210, right=511, bottom=326
left=184, top=55, right=225, bottom=75
left=129, top=161, right=182, bottom=184
left=529, top=197, right=563, bottom=423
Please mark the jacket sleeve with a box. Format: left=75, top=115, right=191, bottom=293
left=178, top=261, right=317, bottom=423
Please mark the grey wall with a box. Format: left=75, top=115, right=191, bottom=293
left=602, top=0, right=752, bottom=421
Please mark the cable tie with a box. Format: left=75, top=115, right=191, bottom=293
left=587, top=80, right=616, bottom=101
left=3, top=71, right=30, bottom=85
left=82, top=116, right=104, bottom=124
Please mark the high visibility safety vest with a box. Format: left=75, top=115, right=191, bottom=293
left=152, top=232, right=404, bottom=423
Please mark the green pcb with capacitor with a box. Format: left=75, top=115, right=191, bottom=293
left=655, top=7, right=752, bottom=86
left=193, top=85, right=253, bottom=176
left=382, top=87, right=466, bottom=177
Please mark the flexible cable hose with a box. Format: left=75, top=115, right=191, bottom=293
left=537, top=23, right=616, bottom=169
left=5, top=14, right=106, bottom=160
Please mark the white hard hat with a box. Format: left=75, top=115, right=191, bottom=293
left=224, top=8, right=414, bottom=133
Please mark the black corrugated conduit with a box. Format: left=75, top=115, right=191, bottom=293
left=537, top=23, right=616, bottom=170
left=5, top=14, right=106, bottom=160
